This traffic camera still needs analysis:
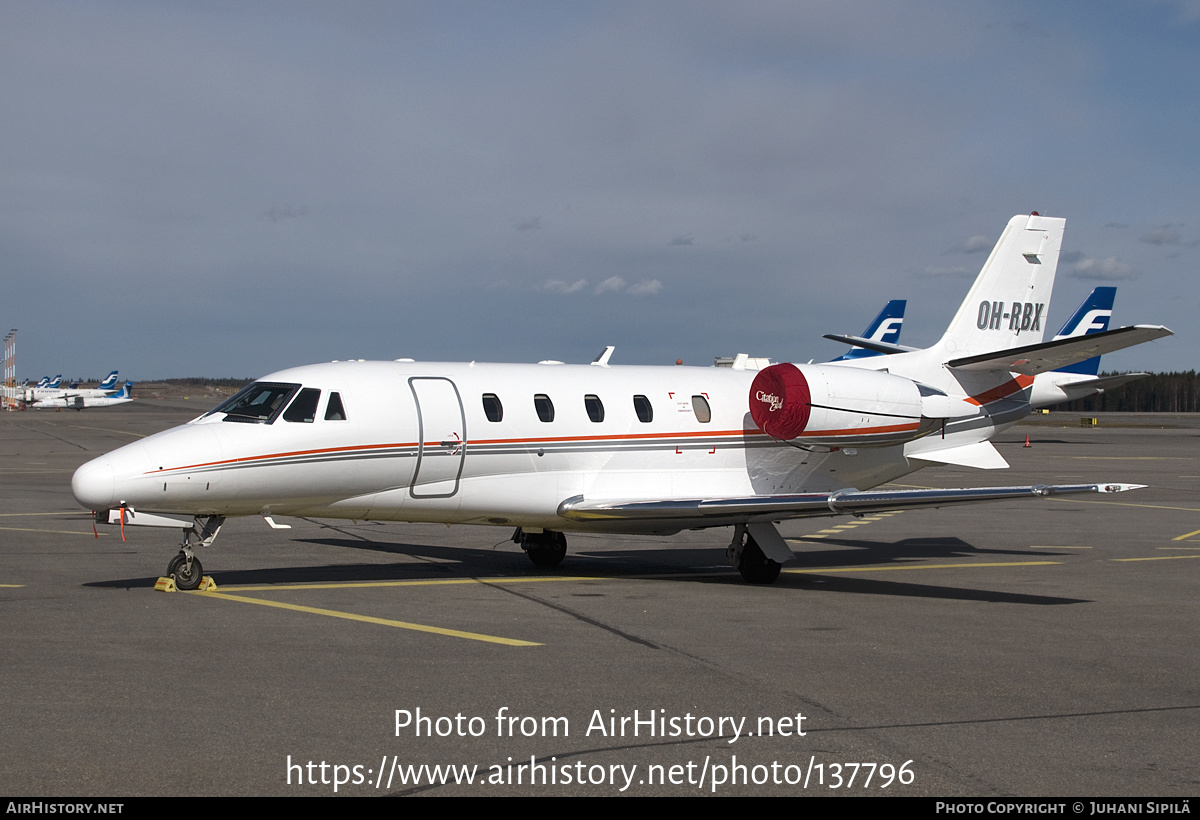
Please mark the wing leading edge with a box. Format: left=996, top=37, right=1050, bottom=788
left=558, top=482, right=1143, bottom=526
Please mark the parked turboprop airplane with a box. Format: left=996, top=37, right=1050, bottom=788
left=72, top=214, right=1171, bottom=589
left=34, top=382, right=132, bottom=410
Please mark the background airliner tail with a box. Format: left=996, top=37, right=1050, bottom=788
left=1052, top=287, right=1115, bottom=376
left=829, top=300, right=906, bottom=362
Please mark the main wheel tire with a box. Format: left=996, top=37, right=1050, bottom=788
left=526, top=531, right=567, bottom=568
left=168, top=553, right=204, bottom=590
left=738, top=538, right=781, bottom=585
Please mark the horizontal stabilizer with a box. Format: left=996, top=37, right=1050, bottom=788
left=905, top=440, right=1009, bottom=469
left=948, top=325, right=1172, bottom=375
left=823, top=334, right=916, bottom=355
left=558, top=482, right=1143, bottom=526
left=1076, top=372, right=1149, bottom=392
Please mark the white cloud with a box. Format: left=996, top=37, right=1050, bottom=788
left=544, top=279, right=588, bottom=294
left=963, top=235, right=990, bottom=253
left=594, top=276, right=627, bottom=294
left=1140, top=227, right=1180, bottom=245
left=1071, top=257, right=1136, bottom=280
left=627, top=279, right=663, bottom=295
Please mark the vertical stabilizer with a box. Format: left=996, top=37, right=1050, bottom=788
left=1052, top=287, right=1115, bottom=376
left=830, top=300, right=906, bottom=362
left=936, top=214, right=1065, bottom=360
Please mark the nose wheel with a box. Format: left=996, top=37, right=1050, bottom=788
left=166, top=551, right=204, bottom=591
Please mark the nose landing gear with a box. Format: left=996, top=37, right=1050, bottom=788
left=166, top=515, right=224, bottom=591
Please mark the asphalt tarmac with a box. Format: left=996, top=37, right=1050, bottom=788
left=2, top=400, right=1197, bottom=796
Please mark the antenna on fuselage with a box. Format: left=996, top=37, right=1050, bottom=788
left=591, top=346, right=615, bottom=367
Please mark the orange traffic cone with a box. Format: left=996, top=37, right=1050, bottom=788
left=1023, top=434, right=1031, bottom=448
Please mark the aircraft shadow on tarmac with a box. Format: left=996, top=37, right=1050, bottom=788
left=84, top=534, right=1091, bottom=605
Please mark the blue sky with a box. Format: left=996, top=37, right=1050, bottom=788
left=2, top=1, right=1195, bottom=380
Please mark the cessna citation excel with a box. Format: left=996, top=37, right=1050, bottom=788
left=72, top=214, right=1171, bottom=589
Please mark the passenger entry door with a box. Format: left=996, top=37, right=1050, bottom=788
left=409, top=377, right=466, bottom=498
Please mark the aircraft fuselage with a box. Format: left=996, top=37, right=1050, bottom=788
left=72, top=360, right=936, bottom=534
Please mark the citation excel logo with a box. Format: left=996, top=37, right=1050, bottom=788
left=755, top=390, right=784, bottom=412
left=976, top=301, right=1045, bottom=334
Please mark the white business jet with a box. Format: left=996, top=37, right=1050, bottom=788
left=72, top=214, right=1171, bottom=589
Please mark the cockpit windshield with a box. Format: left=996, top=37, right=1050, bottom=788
left=206, top=382, right=300, bottom=424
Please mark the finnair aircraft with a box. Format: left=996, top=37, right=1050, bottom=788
left=24, top=375, right=63, bottom=403
left=25, top=371, right=119, bottom=405
left=1028, top=288, right=1148, bottom=407
left=72, top=214, right=1171, bottom=589
left=827, top=300, right=908, bottom=362
left=34, top=382, right=132, bottom=410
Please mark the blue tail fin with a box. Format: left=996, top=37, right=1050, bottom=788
left=1053, top=287, right=1116, bottom=376
left=830, top=300, right=906, bottom=361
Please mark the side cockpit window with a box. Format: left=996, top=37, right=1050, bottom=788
left=325, top=392, right=347, bottom=421
left=208, top=382, right=299, bottom=424
left=283, top=388, right=322, bottom=423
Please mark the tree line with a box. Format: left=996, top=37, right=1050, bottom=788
left=1052, top=371, right=1200, bottom=413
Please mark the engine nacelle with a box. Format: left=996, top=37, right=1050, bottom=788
left=749, top=363, right=933, bottom=447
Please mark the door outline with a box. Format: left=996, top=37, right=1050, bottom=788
left=409, top=377, right=467, bottom=498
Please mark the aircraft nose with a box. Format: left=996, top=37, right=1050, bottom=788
left=72, top=456, right=115, bottom=510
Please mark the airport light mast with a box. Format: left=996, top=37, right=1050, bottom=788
left=3, top=329, right=16, bottom=410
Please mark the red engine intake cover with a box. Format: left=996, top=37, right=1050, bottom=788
left=749, top=363, right=812, bottom=440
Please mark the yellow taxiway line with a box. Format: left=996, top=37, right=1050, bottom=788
left=219, top=575, right=607, bottom=593
left=784, top=561, right=1061, bottom=574
left=1112, top=555, right=1200, bottom=563
left=193, top=589, right=541, bottom=646
left=0, top=525, right=100, bottom=536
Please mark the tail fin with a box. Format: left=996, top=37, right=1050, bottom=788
left=829, top=300, right=906, bottom=362
left=1051, top=287, right=1115, bottom=376
left=937, top=213, right=1065, bottom=360
left=97, top=370, right=119, bottom=390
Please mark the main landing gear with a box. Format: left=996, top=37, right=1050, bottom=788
left=166, top=514, right=225, bottom=590
left=727, top=524, right=782, bottom=585
left=513, top=527, right=567, bottom=568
